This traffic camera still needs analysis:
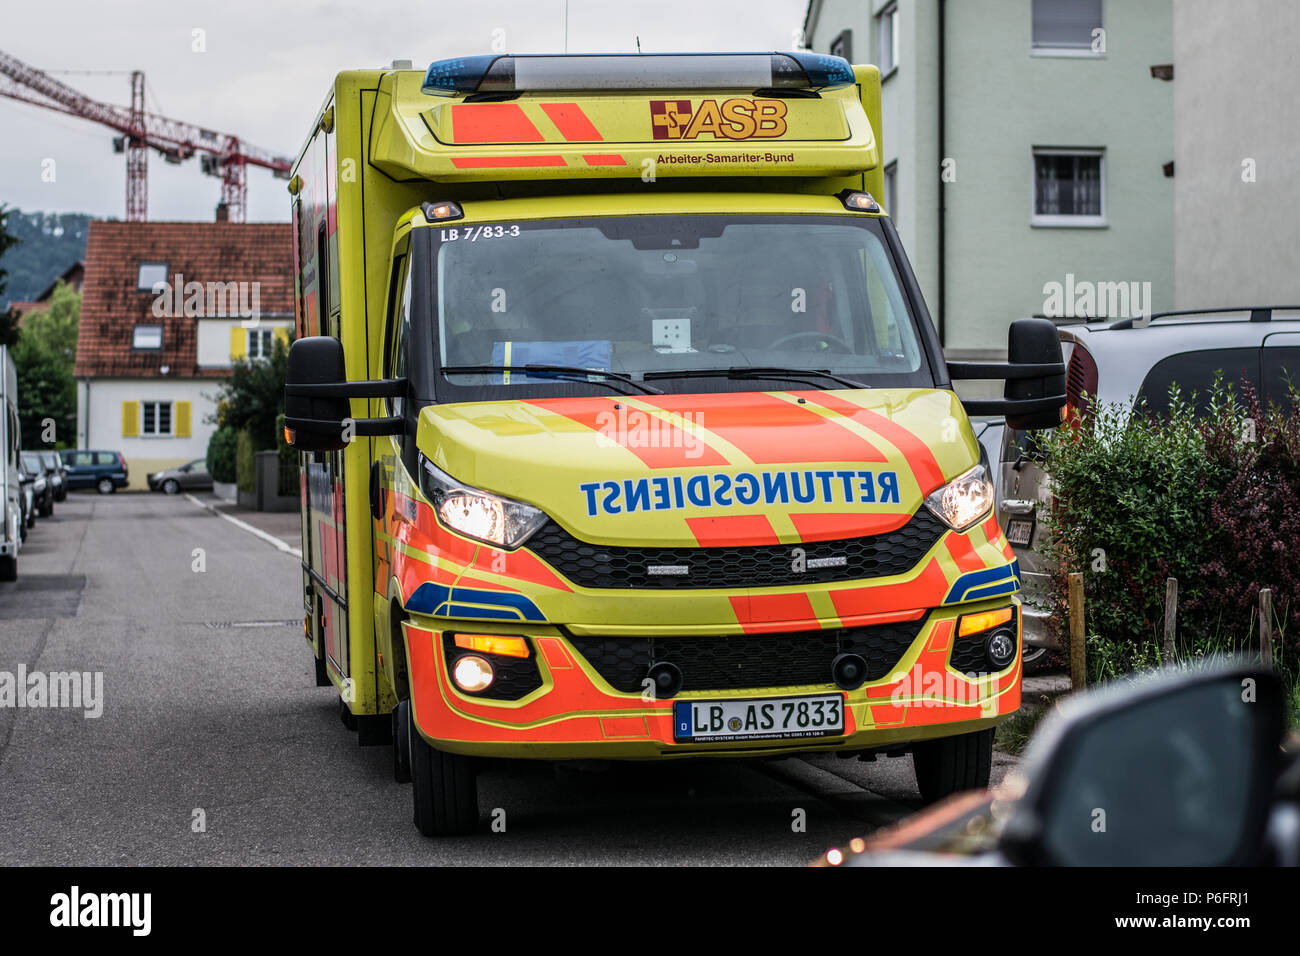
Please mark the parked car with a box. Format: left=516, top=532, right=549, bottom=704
left=814, top=661, right=1296, bottom=866
left=996, top=307, right=1300, bottom=661
left=60, top=449, right=129, bottom=494
left=19, top=451, right=54, bottom=518
left=147, top=459, right=212, bottom=494
left=39, top=450, right=67, bottom=501
left=18, top=454, right=47, bottom=525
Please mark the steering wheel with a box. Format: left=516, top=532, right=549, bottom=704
left=767, top=330, right=854, bottom=354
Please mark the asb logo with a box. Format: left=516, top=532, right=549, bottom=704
left=650, top=98, right=788, bottom=140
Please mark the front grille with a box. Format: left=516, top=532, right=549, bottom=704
left=525, top=509, right=947, bottom=589
left=569, top=618, right=927, bottom=694
left=441, top=634, right=543, bottom=701
left=949, top=639, right=992, bottom=678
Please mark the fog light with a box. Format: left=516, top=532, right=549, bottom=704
left=985, top=628, right=1017, bottom=670
left=452, top=654, right=494, bottom=692
left=831, top=652, right=868, bottom=690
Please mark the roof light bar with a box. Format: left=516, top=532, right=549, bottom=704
left=422, top=53, right=856, bottom=96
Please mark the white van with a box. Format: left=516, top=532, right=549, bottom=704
left=0, top=346, right=21, bottom=581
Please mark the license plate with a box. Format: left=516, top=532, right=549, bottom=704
left=1006, top=516, right=1035, bottom=547
left=673, top=694, right=844, bottom=743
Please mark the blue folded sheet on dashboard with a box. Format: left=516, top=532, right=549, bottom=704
left=489, top=340, right=612, bottom=384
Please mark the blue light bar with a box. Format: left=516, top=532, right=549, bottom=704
left=421, top=53, right=857, bottom=96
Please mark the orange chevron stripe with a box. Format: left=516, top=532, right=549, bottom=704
left=686, top=514, right=780, bottom=546
left=805, top=392, right=947, bottom=493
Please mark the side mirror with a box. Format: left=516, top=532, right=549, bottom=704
left=948, top=318, right=1067, bottom=430
left=284, top=337, right=352, bottom=452
left=1004, top=319, right=1066, bottom=430
left=283, top=336, right=406, bottom=453
left=999, top=663, right=1286, bottom=866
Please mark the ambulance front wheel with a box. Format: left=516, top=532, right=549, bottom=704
left=392, top=702, right=411, bottom=784
left=407, top=700, right=478, bottom=836
left=911, top=728, right=994, bottom=803
left=0, top=554, right=15, bottom=582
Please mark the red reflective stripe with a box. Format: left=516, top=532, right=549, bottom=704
left=685, top=514, right=779, bottom=546
left=788, top=511, right=911, bottom=542
left=944, top=531, right=985, bottom=573
left=805, top=392, right=946, bottom=493
left=451, top=155, right=567, bottom=168
left=522, top=397, right=729, bottom=469
left=582, top=154, right=626, bottom=166
left=540, top=102, right=603, bottom=141
left=451, top=104, right=544, bottom=143
left=729, top=592, right=817, bottom=633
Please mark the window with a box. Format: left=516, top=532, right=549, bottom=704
left=829, top=29, right=852, bottom=61
left=391, top=266, right=413, bottom=418
left=1137, top=349, right=1261, bottom=418
left=883, top=161, right=899, bottom=230
left=1033, top=149, right=1104, bottom=227
left=94, top=452, right=119, bottom=466
left=137, top=261, right=169, bottom=291
left=248, top=327, right=274, bottom=360
left=141, top=401, right=173, bottom=436
left=877, top=3, right=899, bottom=75
left=132, top=324, right=163, bottom=349
left=1032, top=0, right=1103, bottom=54
left=1263, top=347, right=1300, bottom=408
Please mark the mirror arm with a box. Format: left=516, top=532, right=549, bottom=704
left=284, top=378, right=407, bottom=399
left=284, top=414, right=404, bottom=437
left=947, top=361, right=1065, bottom=380
left=960, top=394, right=1067, bottom=416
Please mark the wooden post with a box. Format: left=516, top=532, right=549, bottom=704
left=1163, top=578, right=1178, bottom=663
left=1260, top=589, right=1275, bottom=671
left=1068, top=572, right=1086, bottom=691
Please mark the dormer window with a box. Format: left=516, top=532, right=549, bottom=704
left=137, top=261, right=169, bottom=291
left=132, top=324, right=163, bottom=350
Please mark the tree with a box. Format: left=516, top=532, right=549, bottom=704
left=207, top=333, right=290, bottom=449
left=0, top=205, right=22, bottom=347
left=13, top=281, right=79, bottom=447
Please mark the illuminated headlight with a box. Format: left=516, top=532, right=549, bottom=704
left=420, top=456, right=547, bottom=549
left=452, top=655, right=494, bottom=692
left=924, top=464, right=994, bottom=531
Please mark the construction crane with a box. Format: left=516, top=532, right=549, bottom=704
left=0, top=48, right=292, bottom=222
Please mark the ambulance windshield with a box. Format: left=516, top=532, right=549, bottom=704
left=432, top=214, right=931, bottom=398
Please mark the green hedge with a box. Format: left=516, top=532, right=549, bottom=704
left=1036, top=379, right=1298, bottom=683
left=206, top=426, right=239, bottom=484
left=236, top=429, right=256, bottom=494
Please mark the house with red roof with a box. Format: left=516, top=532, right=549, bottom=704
left=74, top=221, right=293, bottom=489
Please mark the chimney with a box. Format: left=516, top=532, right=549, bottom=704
left=215, top=202, right=230, bottom=222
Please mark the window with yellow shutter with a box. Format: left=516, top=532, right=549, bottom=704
left=122, top=401, right=139, bottom=437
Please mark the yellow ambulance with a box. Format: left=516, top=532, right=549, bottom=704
left=283, top=53, right=1066, bottom=836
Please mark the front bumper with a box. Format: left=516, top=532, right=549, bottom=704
left=404, top=599, right=1022, bottom=760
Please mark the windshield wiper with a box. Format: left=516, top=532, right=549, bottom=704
left=643, top=366, right=868, bottom=390
left=440, top=364, right=664, bottom=395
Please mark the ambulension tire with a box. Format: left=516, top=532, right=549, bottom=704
left=911, top=727, right=994, bottom=803
left=392, top=701, right=412, bottom=784
left=408, top=701, right=477, bottom=836
left=0, top=554, right=16, bottom=582
left=313, top=649, right=329, bottom=687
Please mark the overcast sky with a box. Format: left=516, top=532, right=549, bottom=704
left=1, top=0, right=809, bottom=223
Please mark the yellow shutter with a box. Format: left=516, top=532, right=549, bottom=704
left=273, top=326, right=290, bottom=348
left=122, top=401, right=139, bottom=437
left=230, top=326, right=247, bottom=360
left=175, top=401, right=191, bottom=438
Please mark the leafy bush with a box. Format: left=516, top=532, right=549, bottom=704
left=236, top=429, right=256, bottom=494
left=1036, top=379, right=1298, bottom=680
left=206, top=426, right=239, bottom=484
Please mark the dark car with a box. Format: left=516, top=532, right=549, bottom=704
left=16, top=456, right=37, bottom=535
left=147, top=458, right=212, bottom=494
left=38, top=451, right=67, bottom=501
left=19, top=452, right=53, bottom=518
left=60, top=449, right=129, bottom=494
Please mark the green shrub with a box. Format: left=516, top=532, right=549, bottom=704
left=236, top=429, right=256, bottom=494
left=206, top=426, right=239, bottom=484
left=1035, top=378, right=1298, bottom=681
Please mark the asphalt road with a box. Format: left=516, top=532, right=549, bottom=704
left=0, top=493, right=1017, bottom=865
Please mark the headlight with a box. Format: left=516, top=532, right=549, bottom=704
left=924, top=464, right=994, bottom=531
left=420, top=456, right=547, bottom=549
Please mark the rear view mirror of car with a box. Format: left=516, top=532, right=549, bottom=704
left=949, top=319, right=1067, bottom=430
left=999, top=663, right=1286, bottom=866
left=283, top=336, right=406, bottom=452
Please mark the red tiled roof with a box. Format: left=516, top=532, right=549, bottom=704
left=76, top=221, right=293, bottom=379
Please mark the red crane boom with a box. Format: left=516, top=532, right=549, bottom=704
left=0, top=48, right=292, bottom=222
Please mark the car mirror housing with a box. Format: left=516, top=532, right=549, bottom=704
left=998, top=662, right=1286, bottom=867
left=283, top=336, right=406, bottom=452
